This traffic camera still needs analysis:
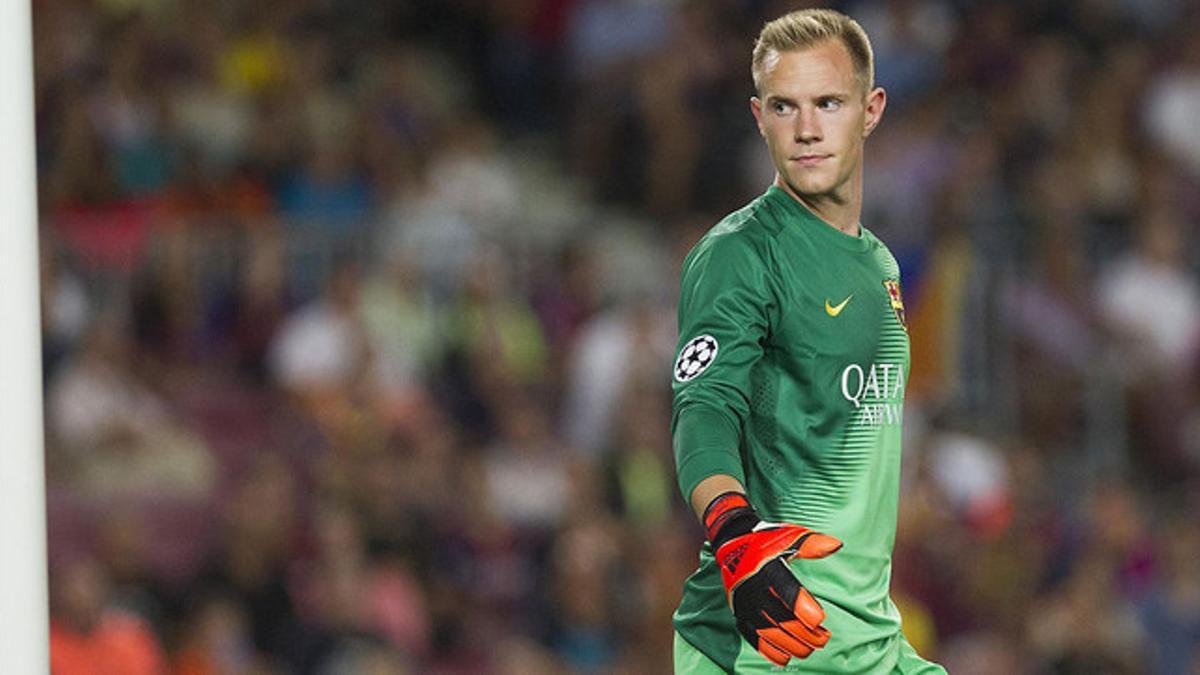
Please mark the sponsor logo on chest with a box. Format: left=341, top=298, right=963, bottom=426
left=840, top=361, right=905, bottom=427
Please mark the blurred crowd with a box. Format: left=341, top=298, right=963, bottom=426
left=34, top=0, right=1200, bottom=673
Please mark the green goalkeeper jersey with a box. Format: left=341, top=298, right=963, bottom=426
left=672, top=185, right=917, bottom=673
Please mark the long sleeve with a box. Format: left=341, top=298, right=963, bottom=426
left=671, top=222, right=781, bottom=500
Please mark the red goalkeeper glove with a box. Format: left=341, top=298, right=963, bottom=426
left=703, top=491, right=842, bottom=667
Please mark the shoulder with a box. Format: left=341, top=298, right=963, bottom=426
left=860, top=226, right=902, bottom=275
left=857, top=225, right=889, bottom=252
left=684, top=198, right=783, bottom=273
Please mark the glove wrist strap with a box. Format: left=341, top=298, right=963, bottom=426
left=703, top=491, right=760, bottom=550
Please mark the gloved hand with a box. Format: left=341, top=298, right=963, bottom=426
left=703, top=491, right=842, bottom=667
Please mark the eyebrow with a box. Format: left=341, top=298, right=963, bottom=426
left=764, top=92, right=851, bottom=106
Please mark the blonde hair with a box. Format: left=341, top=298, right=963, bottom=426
left=751, top=9, right=875, bottom=96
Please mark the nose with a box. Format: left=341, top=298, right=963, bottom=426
left=794, top=106, right=821, bottom=144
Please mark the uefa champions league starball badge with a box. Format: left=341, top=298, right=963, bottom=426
left=675, top=335, right=719, bottom=382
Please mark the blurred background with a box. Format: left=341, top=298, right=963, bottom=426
left=34, top=0, right=1200, bottom=673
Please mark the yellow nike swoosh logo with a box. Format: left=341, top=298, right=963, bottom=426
left=825, top=294, right=853, bottom=317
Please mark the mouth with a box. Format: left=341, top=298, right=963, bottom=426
left=790, top=154, right=831, bottom=167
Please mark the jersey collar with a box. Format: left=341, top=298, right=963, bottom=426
left=764, top=185, right=872, bottom=253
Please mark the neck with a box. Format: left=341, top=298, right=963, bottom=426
left=774, top=173, right=862, bottom=237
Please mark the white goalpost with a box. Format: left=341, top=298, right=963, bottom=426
left=0, top=0, right=50, bottom=670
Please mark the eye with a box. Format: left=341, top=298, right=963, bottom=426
left=771, top=100, right=794, bottom=115
left=818, top=98, right=842, bottom=111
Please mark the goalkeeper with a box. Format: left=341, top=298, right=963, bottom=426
left=671, top=9, right=945, bottom=673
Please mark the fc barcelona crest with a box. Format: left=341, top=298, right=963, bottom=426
left=883, top=279, right=907, bottom=331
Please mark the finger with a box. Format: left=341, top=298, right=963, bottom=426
left=778, top=617, right=830, bottom=650
left=757, top=622, right=816, bottom=659
left=794, top=532, right=842, bottom=559
left=756, top=633, right=794, bottom=667
left=792, top=586, right=828, bottom=627
left=765, top=586, right=830, bottom=649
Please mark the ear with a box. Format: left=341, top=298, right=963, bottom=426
left=863, top=87, right=886, bottom=138
left=750, top=96, right=765, bottom=137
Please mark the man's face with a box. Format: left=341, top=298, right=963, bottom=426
left=751, top=40, right=885, bottom=204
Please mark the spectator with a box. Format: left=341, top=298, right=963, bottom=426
left=1098, top=206, right=1200, bottom=377
left=359, top=247, right=441, bottom=405
left=1098, top=207, right=1200, bottom=479
left=561, top=298, right=674, bottom=458
left=1139, top=512, right=1200, bottom=675
left=188, top=455, right=300, bottom=664
left=49, top=557, right=169, bottom=675
left=39, top=235, right=91, bottom=380
left=1144, top=37, right=1200, bottom=179
left=172, top=593, right=264, bottom=675
left=268, top=256, right=371, bottom=433
left=482, top=395, right=573, bottom=533
left=47, top=310, right=214, bottom=500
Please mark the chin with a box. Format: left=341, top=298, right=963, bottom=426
left=787, top=176, right=834, bottom=198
